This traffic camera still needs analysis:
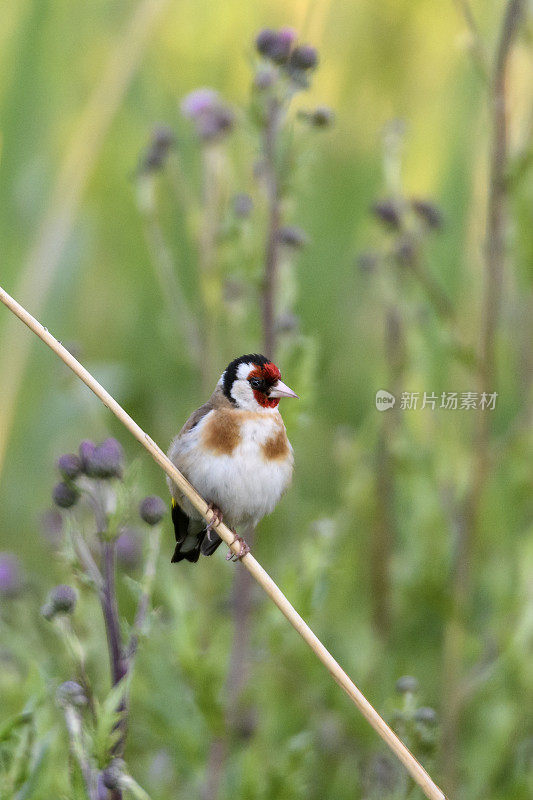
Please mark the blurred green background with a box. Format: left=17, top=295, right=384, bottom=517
left=1, top=1, right=532, bottom=798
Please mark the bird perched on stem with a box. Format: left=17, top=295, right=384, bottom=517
left=167, top=354, right=297, bottom=563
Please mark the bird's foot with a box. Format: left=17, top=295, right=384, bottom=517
left=225, top=534, right=250, bottom=562
left=205, top=504, right=223, bottom=535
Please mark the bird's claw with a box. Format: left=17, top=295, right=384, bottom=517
left=226, top=534, right=250, bottom=562
left=205, top=504, right=223, bottom=533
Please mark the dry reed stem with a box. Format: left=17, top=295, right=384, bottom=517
left=0, top=285, right=447, bottom=800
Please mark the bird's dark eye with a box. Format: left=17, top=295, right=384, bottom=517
left=249, top=378, right=262, bottom=390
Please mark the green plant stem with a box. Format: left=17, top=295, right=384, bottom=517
left=453, top=0, right=490, bottom=80
left=101, top=542, right=126, bottom=688
left=262, top=98, right=282, bottom=358
left=372, top=306, right=405, bottom=639
left=63, top=706, right=96, bottom=800
left=198, top=144, right=227, bottom=394
left=128, top=526, right=162, bottom=659
left=138, top=176, right=202, bottom=364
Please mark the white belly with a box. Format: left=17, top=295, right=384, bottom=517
left=170, top=413, right=293, bottom=529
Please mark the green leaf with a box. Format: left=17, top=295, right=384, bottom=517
left=93, top=672, right=132, bottom=765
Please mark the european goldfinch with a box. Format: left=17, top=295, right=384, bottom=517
left=167, top=354, right=298, bottom=563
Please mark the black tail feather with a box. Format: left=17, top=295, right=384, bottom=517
left=171, top=540, right=202, bottom=563
left=170, top=499, right=222, bottom=563
left=200, top=531, right=223, bottom=557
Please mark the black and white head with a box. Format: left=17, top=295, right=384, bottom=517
left=220, top=354, right=298, bottom=411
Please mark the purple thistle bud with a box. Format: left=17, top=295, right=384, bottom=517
left=181, top=88, right=220, bottom=118
left=56, top=680, right=87, bottom=708
left=411, top=198, right=443, bottom=229
left=0, top=553, right=22, bottom=597
left=52, top=481, right=79, bottom=509
left=289, top=44, right=319, bottom=70
left=181, top=89, right=234, bottom=142
left=395, top=675, right=419, bottom=694
left=58, top=453, right=82, bottom=480
left=256, top=28, right=296, bottom=64
left=232, top=193, right=253, bottom=218
left=79, top=440, right=97, bottom=474
left=255, top=28, right=278, bottom=57
left=43, top=584, right=77, bottom=618
left=116, top=529, right=143, bottom=569
left=277, top=226, right=309, bottom=249
left=89, top=438, right=124, bottom=479
left=273, top=27, right=297, bottom=59
left=199, top=106, right=234, bottom=142
left=372, top=198, right=402, bottom=228
left=139, top=495, right=167, bottom=526
left=102, top=759, right=125, bottom=790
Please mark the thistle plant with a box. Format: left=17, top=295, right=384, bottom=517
left=38, top=438, right=166, bottom=800
left=250, top=27, right=332, bottom=358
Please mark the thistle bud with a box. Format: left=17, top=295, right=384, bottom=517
left=42, top=584, right=77, bottom=619
left=139, top=496, right=167, bottom=526
left=58, top=453, right=82, bottom=480
left=90, top=438, right=124, bottom=479
left=395, top=675, right=419, bottom=695
left=372, top=198, right=401, bottom=228
left=299, top=106, right=334, bottom=127
left=181, top=89, right=234, bottom=142
left=277, top=226, right=308, bottom=249
left=79, top=440, right=97, bottom=474
left=289, top=44, right=318, bottom=70
left=141, top=125, right=176, bottom=172
left=52, top=481, right=79, bottom=509
left=411, top=198, right=443, bottom=229
left=255, top=29, right=278, bottom=57
left=102, top=759, right=125, bottom=790
left=56, top=680, right=87, bottom=708
left=255, top=28, right=296, bottom=64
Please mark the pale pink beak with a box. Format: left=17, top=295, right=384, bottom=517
left=269, top=380, right=299, bottom=399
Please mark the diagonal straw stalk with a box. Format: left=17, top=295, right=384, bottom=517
left=0, top=285, right=447, bottom=800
